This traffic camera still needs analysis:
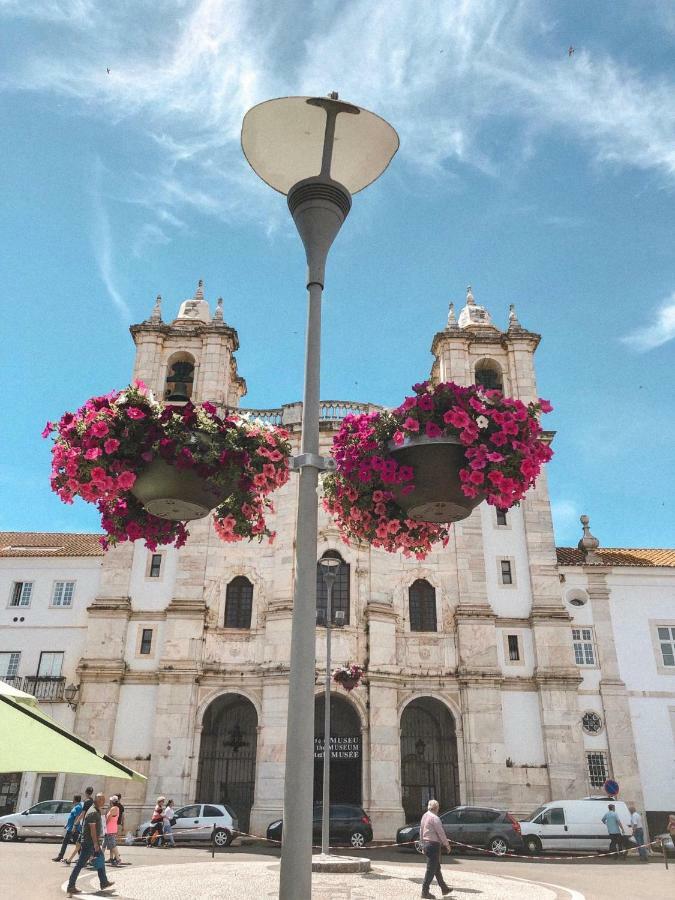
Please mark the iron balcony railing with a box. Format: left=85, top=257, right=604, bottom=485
left=230, top=399, right=384, bottom=427
left=0, top=675, right=65, bottom=702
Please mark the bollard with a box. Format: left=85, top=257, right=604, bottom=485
left=212, top=823, right=216, bottom=859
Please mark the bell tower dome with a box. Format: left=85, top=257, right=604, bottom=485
left=129, top=280, right=246, bottom=409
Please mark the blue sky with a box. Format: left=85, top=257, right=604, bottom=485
left=1, top=0, right=674, bottom=548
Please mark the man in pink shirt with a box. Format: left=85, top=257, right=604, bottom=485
left=419, top=799, right=452, bottom=898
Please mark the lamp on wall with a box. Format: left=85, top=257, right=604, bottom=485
left=64, top=683, right=79, bottom=709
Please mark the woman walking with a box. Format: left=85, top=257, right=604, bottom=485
left=105, top=796, right=122, bottom=866
left=147, top=797, right=165, bottom=847
left=162, top=799, right=176, bottom=848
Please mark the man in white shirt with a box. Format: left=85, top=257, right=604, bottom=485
left=629, top=805, right=648, bottom=861
left=419, top=799, right=452, bottom=898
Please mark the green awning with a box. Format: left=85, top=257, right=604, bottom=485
left=0, top=682, right=145, bottom=781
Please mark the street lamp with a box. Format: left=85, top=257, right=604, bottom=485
left=318, top=555, right=341, bottom=858
left=242, top=94, right=398, bottom=899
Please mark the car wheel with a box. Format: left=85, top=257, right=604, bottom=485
left=524, top=836, right=541, bottom=855
left=489, top=836, right=509, bottom=856
left=414, top=838, right=424, bottom=854
left=0, top=824, right=18, bottom=842
left=349, top=831, right=366, bottom=849
left=213, top=828, right=232, bottom=848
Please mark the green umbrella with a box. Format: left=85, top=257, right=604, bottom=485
left=0, top=681, right=145, bottom=781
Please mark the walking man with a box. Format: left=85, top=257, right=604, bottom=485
left=66, top=792, right=114, bottom=897
left=419, top=799, right=453, bottom=899
left=53, top=794, right=82, bottom=862
left=629, top=804, right=648, bottom=861
left=64, top=786, right=94, bottom=866
left=602, top=803, right=626, bottom=861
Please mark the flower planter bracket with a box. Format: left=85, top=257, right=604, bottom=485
left=290, top=453, right=336, bottom=472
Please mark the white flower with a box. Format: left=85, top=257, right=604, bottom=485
left=477, top=415, right=489, bottom=429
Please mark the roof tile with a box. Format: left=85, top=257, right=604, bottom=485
left=557, top=547, right=675, bottom=567
left=0, top=532, right=104, bottom=558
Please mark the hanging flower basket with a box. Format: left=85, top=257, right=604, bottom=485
left=323, top=380, right=552, bottom=559
left=43, top=382, right=291, bottom=550
left=332, top=664, right=364, bottom=692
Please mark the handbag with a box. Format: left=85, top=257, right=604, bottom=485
left=91, top=850, right=105, bottom=871
left=170, top=817, right=177, bottom=827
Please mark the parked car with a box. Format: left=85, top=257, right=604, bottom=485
left=519, top=798, right=631, bottom=854
left=266, top=803, right=373, bottom=849
left=396, top=806, right=523, bottom=856
left=136, top=803, right=238, bottom=847
left=0, top=800, right=73, bottom=841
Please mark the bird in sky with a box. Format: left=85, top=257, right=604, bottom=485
left=568, top=46, right=575, bottom=57
left=106, top=67, right=111, bottom=74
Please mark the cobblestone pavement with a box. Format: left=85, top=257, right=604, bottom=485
left=64, top=858, right=572, bottom=899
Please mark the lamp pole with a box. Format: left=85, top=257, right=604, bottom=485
left=241, top=94, right=398, bottom=899
left=319, top=558, right=340, bottom=857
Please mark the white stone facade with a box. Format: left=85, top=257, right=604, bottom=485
left=2, top=284, right=674, bottom=841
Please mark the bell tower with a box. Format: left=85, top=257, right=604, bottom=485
left=129, top=280, right=246, bottom=409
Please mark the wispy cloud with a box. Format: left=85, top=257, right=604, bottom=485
left=621, top=292, right=675, bottom=352
left=90, top=158, right=131, bottom=320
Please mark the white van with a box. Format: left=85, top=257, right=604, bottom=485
left=519, top=798, right=632, bottom=854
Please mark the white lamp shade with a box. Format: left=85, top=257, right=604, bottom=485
left=241, top=96, right=399, bottom=195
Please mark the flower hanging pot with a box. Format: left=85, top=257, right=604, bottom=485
left=388, top=435, right=485, bottom=523
left=131, top=458, right=233, bottom=522
left=339, top=677, right=358, bottom=692
left=332, top=664, right=364, bottom=692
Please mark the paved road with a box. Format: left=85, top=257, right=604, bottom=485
left=0, top=840, right=671, bottom=900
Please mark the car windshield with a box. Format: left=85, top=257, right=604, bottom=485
left=522, top=805, right=546, bottom=822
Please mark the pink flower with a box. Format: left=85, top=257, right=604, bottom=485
left=417, top=394, right=434, bottom=411
left=117, top=470, right=137, bottom=490
left=103, top=438, right=120, bottom=454
left=538, top=398, right=553, bottom=413
left=126, top=407, right=146, bottom=420
left=425, top=421, right=442, bottom=438
left=392, top=431, right=405, bottom=445
left=402, top=417, right=420, bottom=432
left=84, top=447, right=102, bottom=460
left=41, top=421, right=53, bottom=438
left=90, top=420, right=109, bottom=438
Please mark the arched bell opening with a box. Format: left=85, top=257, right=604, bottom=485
left=474, top=357, right=503, bottom=392
left=400, top=697, right=459, bottom=823
left=165, top=352, right=196, bottom=402
left=195, top=693, right=258, bottom=832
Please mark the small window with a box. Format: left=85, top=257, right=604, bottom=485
left=225, top=577, right=253, bottom=629
left=496, top=509, right=508, bottom=527
left=542, top=807, right=565, bottom=825
left=409, top=579, right=437, bottom=632
left=51, top=581, right=75, bottom=607
left=657, top=626, right=675, bottom=667
left=9, top=582, right=33, bottom=607
left=582, top=712, right=603, bottom=735
left=586, top=751, right=609, bottom=789
left=475, top=363, right=503, bottom=392
left=139, top=629, right=153, bottom=655
left=572, top=628, right=596, bottom=666
left=203, top=805, right=222, bottom=818
left=176, top=804, right=200, bottom=819
left=38, top=651, right=64, bottom=677
left=440, top=810, right=460, bottom=825
left=500, top=560, right=513, bottom=585
left=0, top=651, right=21, bottom=679
left=149, top=554, right=162, bottom=578
left=507, top=635, right=520, bottom=661
left=462, top=808, right=500, bottom=824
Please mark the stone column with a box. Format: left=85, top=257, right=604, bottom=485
left=367, top=678, right=403, bottom=839
left=146, top=674, right=200, bottom=806
left=249, top=678, right=289, bottom=837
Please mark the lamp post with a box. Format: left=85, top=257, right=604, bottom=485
left=318, top=556, right=340, bottom=857
left=242, top=95, right=398, bottom=899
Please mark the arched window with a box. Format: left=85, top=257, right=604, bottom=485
left=165, top=352, right=195, bottom=402
left=224, top=577, right=253, bottom=629
left=316, top=550, right=350, bottom=626
left=474, top=359, right=503, bottom=392
left=409, top=579, right=437, bottom=632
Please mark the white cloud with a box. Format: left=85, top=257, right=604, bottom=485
left=90, top=158, right=131, bottom=320
left=621, top=293, right=675, bottom=352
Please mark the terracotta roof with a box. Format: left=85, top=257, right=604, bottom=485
left=557, top=547, right=675, bottom=567
left=0, top=532, right=104, bottom=558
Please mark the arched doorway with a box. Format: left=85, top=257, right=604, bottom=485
left=196, top=694, right=258, bottom=832
left=314, top=693, right=362, bottom=804
left=400, top=697, right=459, bottom=823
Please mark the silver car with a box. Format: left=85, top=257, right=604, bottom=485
left=0, top=800, right=73, bottom=841
left=136, top=803, right=238, bottom=848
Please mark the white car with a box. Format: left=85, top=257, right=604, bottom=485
left=520, top=797, right=632, bottom=854
left=0, top=800, right=73, bottom=841
left=136, top=803, right=238, bottom=847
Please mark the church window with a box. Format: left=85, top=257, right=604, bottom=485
left=225, top=577, right=253, bottom=629
left=582, top=712, right=603, bottom=735
left=507, top=634, right=520, bottom=661
left=149, top=554, right=162, bottom=578
left=474, top=360, right=503, bottom=392
left=496, top=509, right=508, bottom=527
left=139, top=629, right=153, bottom=655
left=164, top=354, right=195, bottom=402
left=9, top=582, right=32, bottom=607
left=409, top=580, right=437, bottom=632
left=586, top=751, right=609, bottom=789
left=316, top=551, right=350, bottom=626
left=500, top=560, right=513, bottom=585
left=572, top=627, right=596, bottom=666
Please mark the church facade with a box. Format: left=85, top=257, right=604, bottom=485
left=2, top=283, right=673, bottom=840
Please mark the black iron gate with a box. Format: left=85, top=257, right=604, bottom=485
left=400, top=697, right=459, bottom=823
left=196, top=694, right=258, bottom=833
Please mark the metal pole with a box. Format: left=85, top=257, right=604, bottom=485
left=321, top=580, right=333, bottom=856
left=279, top=280, right=322, bottom=900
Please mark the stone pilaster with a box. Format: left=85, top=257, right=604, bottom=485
left=146, top=673, right=200, bottom=805
left=249, top=678, right=288, bottom=836
left=367, top=678, right=404, bottom=837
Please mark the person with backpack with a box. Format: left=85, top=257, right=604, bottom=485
left=162, top=800, right=176, bottom=848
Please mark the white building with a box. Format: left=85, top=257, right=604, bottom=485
left=1, top=283, right=673, bottom=841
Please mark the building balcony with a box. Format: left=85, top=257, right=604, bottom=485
left=1, top=675, right=65, bottom=702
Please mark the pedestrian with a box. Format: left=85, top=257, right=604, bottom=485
left=628, top=804, right=648, bottom=862
left=147, top=796, right=165, bottom=847
left=162, top=799, right=176, bottom=848
left=66, top=792, right=114, bottom=897
left=105, top=796, right=122, bottom=866
left=419, top=799, right=453, bottom=899
left=64, top=786, right=94, bottom=866
left=602, top=803, right=626, bottom=861
left=52, top=794, right=82, bottom=862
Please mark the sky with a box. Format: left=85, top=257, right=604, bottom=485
left=1, top=0, right=674, bottom=549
